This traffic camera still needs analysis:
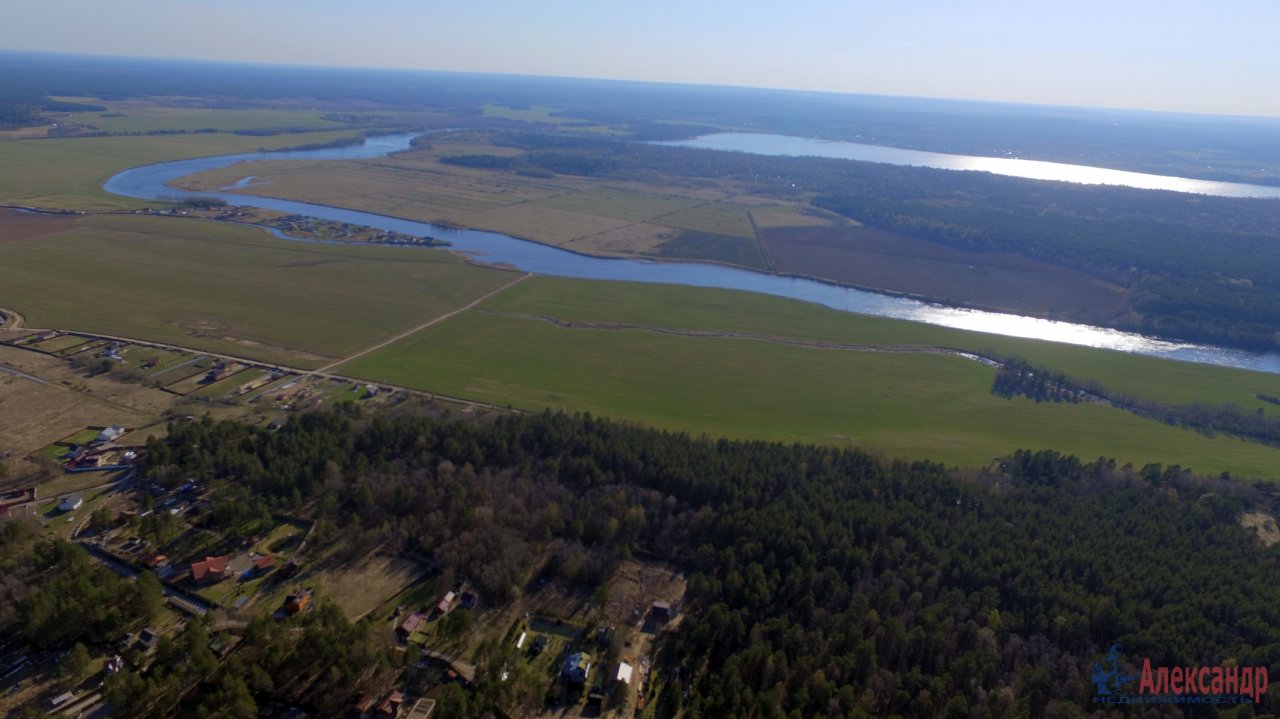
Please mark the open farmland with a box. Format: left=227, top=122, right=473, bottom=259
left=0, top=129, right=363, bottom=210
left=173, top=133, right=831, bottom=258
left=0, top=214, right=521, bottom=367
left=337, top=291, right=1280, bottom=478
left=481, top=277, right=1280, bottom=411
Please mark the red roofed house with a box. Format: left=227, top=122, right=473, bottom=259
left=190, top=555, right=229, bottom=585
left=253, top=554, right=277, bottom=576
left=398, top=611, right=427, bottom=638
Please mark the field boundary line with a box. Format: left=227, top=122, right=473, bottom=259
left=314, top=271, right=532, bottom=374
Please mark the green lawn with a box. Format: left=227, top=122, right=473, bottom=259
left=0, top=130, right=363, bottom=210
left=340, top=292, right=1280, bottom=478
left=0, top=214, right=520, bottom=367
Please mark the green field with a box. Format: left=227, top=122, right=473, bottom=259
left=0, top=215, right=519, bottom=366
left=480, top=278, right=1280, bottom=412
left=0, top=130, right=362, bottom=210
left=334, top=278, right=1280, bottom=477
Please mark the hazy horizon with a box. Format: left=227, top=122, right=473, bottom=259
left=3, top=0, right=1279, bottom=119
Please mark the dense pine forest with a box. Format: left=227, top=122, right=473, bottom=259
left=42, top=409, right=1264, bottom=717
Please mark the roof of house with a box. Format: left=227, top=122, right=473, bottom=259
left=435, top=590, right=456, bottom=612
left=563, top=652, right=591, bottom=682
left=254, top=555, right=277, bottom=570
left=190, top=555, right=229, bottom=581
left=616, top=662, right=633, bottom=684
left=399, top=611, right=427, bottom=635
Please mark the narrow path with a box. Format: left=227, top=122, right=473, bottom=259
left=0, top=363, right=47, bottom=384
left=0, top=307, right=26, bottom=330
left=314, top=271, right=532, bottom=374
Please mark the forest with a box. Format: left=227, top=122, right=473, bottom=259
left=76, top=408, right=1280, bottom=717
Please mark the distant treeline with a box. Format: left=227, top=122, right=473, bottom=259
left=0, top=96, right=104, bottom=130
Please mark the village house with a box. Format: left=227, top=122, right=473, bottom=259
left=59, top=495, right=83, bottom=512
left=190, top=555, right=229, bottom=584
left=94, top=426, right=126, bottom=444
left=252, top=554, right=277, bottom=576
left=562, top=652, right=591, bottom=685
left=397, top=611, right=427, bottom=638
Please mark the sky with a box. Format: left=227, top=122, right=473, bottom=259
left=2, top=0, right=1278, bottom=117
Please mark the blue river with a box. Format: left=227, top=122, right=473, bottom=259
left=102, top=133, right=1280, bottom=374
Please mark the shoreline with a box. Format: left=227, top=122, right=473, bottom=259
left=156, top=187, right=1216, bottom=352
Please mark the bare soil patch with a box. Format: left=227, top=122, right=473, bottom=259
left=0, top=208, right=76, bottom=243
left=762, top=224, right=1127, bottom=316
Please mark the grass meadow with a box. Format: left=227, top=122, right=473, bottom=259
left=339, top=305, right=1280, bottom=478
left=0, top=214, right=518, bottom=366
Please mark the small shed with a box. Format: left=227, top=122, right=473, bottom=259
left=650, top=601, right=672, bottom=621
left=59, top=495, right=83, bottom=512
left=616, top=662, right=633, bottom=685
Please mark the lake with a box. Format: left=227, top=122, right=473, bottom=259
left=102, top=134, right=1280, bottom=374
left=659, top=132, right=1280, bottom=199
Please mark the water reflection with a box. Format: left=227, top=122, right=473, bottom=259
left=660, top=133, right=1280, bottom=199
